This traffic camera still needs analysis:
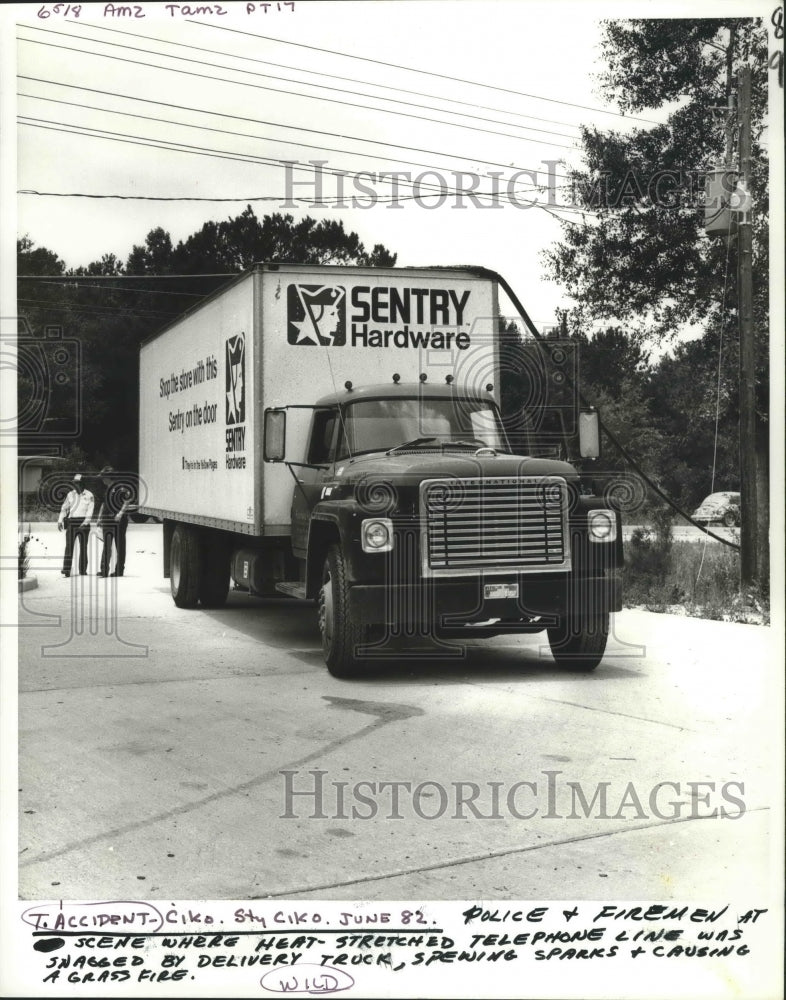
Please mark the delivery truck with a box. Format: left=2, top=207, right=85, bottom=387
left=139, top=263, right=622, bottom=677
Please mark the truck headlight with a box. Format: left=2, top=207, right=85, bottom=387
left=361, top=518, right=394, bottom=552
left=588, top=509, right=617, bottom=542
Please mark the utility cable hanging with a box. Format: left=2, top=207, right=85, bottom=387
left=22, top=21, right=585, bottom=138
left=16, top=34, right=577, bottom=151
left=18, top=121, right=598, bottom=218
left=16, top=96, right=554, bottom=199
left=491, top=269, right=740, bottom=550
left=17, top=93, right=563, bottom=188
left=188, top=20, right=663, bottom=125
left=17, top=75, right=575, bottom=181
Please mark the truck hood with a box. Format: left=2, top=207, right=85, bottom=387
left=334, top=449, right=579, bottom=485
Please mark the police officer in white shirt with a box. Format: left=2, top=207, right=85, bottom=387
left=58, top=473, right=95, bottom=576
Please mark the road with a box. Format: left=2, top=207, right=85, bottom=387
left=16, top=522, right=775, bottom=902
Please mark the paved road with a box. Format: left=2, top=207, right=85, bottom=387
left=16, top=523, right=775, bottom=902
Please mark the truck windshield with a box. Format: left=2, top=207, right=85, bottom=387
left=339, top=397, right=507, bottom=458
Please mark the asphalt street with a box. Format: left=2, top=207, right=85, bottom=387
left=16, top=523, right=776, bottom=902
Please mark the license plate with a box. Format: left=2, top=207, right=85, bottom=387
left=484, top=582, right=519, bottom=600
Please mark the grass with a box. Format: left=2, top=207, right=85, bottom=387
left=622, top=514, right=768, bottom=624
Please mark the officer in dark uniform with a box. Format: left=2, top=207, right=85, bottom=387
left=95, top=466, right=132, bottom=577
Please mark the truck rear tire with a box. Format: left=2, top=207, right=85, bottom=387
left=199, top=534, right=230, bottom=608
left=170, top=524, right=202, bottom=609
left=319, top=545, right=367, bottom=678
left=547, top=612, right=609, bottom=671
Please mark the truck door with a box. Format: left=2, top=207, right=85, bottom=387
left=291, top=407, right=339, bottom=556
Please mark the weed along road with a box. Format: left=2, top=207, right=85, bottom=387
left=18, top=523, right=772, bottom=902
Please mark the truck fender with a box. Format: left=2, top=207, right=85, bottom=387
left=305, top=513, right=342, bottom=598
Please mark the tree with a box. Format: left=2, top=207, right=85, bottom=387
left=646, top=335, right=739, bottom=510
left=543, top=17, right=769, bottom=578
left=545, top=18, right=768, bottom=342
left=17, top=212, right=397, bottom=472
left=17, top=236, right=65, bottom=277
left=126, top=228, right=175, bottom=275
left=126, top=208, right=397, bottom=277
left=575, top=326, right=651, bottom=397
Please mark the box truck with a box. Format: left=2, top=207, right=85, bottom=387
left=139, top=263, right=622, bottom=677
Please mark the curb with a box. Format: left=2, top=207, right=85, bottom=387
left=18, top=575, right=38, bottom=593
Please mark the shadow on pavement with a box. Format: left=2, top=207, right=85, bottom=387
left=186, top=592, right=644, bottom=684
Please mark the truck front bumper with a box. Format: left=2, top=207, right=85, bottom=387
left=348, top=574, right=621, bottom=627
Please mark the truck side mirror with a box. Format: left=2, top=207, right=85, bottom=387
left=264, top=408, right=287, bottom=462
left=578, top=409, right=600, bottom=460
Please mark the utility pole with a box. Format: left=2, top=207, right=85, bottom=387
left=737, top=64, right=758, bottom=588
left=724, top=26, right=736, bottom=163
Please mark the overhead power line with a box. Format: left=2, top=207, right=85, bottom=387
left=16, top=186, right=593, bottom=225
left=18, top=273, right=235, bottom=280
left=188, top=19, right=662, bottom=125
left=18, top=119, right=597, bottom=219
left=17, top=278, right=207, bottom=296
left=16, top=33, right=577, bottom=151
left=18, top=76, right=575, bottom=182
left=18, top=297, right=177, bottom=317
left=18, top=93, right=560, bottom=198
left=18, top=188, right=288, bottom=202
left=23, top=21, right=585, bottom=138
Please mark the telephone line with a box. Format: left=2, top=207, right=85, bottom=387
left=18, top=297, right=177, bottom=317
left=17, top=277, right=207, bottom=296
left=18, top=187, right=596, bottom=223
left=19, top=119, right=596, bottom=217
left=188, top=19, right=662, bottom=125
left=18, top=273, right=235, bottom=280
left=23, top=22, right=585, bottom=137
left=18, top=76, right=574, bottom=181
left=16, top=35, right=577, bottom=151
left=18, top=93, right=556, bottom=198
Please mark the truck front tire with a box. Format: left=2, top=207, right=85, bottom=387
left=547, top=612, right=609, bottom=671
left=170, top=524, right=202, bottom=609
left=319, top=545, right=367, bottom=678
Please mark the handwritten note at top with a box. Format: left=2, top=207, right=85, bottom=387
left=35, top=2, right=297, bottom=20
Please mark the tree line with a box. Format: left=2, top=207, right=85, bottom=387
left=17, top=209, right=397, bottom=472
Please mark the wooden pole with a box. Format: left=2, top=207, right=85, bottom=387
left=737, top=65, right=758, bottom=588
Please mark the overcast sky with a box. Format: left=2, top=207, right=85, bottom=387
left=6, top=0, right=775, bottom=326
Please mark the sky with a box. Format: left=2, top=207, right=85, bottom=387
left=7, top=0, right=682, bottom=327
left=3, top=0, right=781, bottom=330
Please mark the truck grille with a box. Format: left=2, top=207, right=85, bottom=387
left=420, top=476, right=570, bottom=577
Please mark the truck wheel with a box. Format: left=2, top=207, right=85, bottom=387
left=547, top=613, right=609, bottom=671
left=170, top=524, right=202, bottom=609
left=722, top=510, right=738, bottom=528
left=199, top=534, right=230, bottom=608
left=318, top=545, right=366, bottom=678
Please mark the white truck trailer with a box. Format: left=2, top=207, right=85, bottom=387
left=139, top=263, right=622, bottom=676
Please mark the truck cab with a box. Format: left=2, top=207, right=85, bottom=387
left=265, top=378, right=622, bottom=677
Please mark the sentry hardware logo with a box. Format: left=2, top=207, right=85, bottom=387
left=287, top=284, right=346, bottom=346
left=226, top=333, right=245, bottom=425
